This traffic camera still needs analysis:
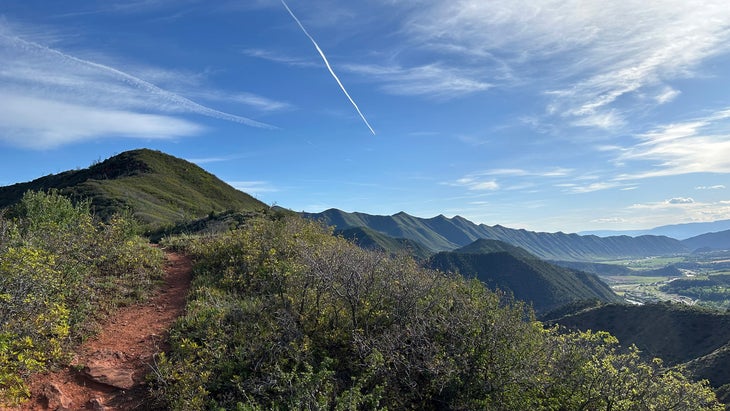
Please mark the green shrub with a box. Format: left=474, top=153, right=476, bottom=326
left=152, top=216, right=723, bottom=410
left=0, top=191, right=164, bottom=405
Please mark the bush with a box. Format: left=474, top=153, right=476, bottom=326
left=151, top=216, right=723, bottom=410
left=0, top=191, right=164, bottom=405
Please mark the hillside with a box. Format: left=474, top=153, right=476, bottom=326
left=335, top=226, right=432, bottom=260
left=0, top=149, right=267, bottom=228
left=548, top=303, right=730, bottom=389
left=303, top=208, right=688, bottom=261
left=427, top=239, right=622, bottom=312
left=683, top=230, right=730, bottom=251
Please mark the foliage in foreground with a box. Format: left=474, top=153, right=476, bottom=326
left=0, top=191, right=164, bottom=405
left=152, top=216, right=722, bottom=410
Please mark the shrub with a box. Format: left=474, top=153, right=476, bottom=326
left=0, top=191, right=163, bottom=405
left=152, top=216, right=723, bottom=410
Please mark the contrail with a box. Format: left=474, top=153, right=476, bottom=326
left=280, top=0, right=376, bottom=135
left=1, top=32, right=274, bottom=129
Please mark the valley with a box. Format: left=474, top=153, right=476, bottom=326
left=567, top=251, right=730, bottom=309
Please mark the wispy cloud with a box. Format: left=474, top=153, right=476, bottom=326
left=626, top=198, right=730, bottom=226
left=0, top=94, right=202, bottom=149
left=343, top=63, right=492, bottom=99
left=667, top=197, right=695, bottom=204
left=393, top=0, right=730, bottom=128
left=617, top=108, right=730, bottom=179
left=567, top=181, right=622, bottom=194
left=241, top=48, right=317, bottom=68
left=228, top=180, right=278, bottom=194
left=696, top=185, right=726, bottom=190
left=475, top=167, right=573, bottom=178
left=280, top=0, right=375, bottom=135
left=0, top=22, right=272, bottom=149
left=190, top=90, right=293, bottom=112
left=450, top=177, right=499, bottom=191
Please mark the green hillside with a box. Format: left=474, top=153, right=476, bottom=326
left=427, top=239, right=622, bottom=312
left=303, top=208, right=689, bottom=261
left=336, top=226, right=433, bottom=260
left=0, top=149, right=267, bottom=228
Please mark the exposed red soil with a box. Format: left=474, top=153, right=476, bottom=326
left=14, top=250, right=192, bottom=411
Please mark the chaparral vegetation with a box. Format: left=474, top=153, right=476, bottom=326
left=149, top=214, right=722, bottom=410
left=0, top=190, right=163, bottom=405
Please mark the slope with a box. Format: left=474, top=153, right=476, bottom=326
left=548, top=302, right=730, bottom=389
left=335, top=226, right=433, bottom=260
left=683, top=229, right=730, bottom=251
left=303, top=209, right=688, bottom=261
left=0, top=149, right=267, bottom=228
left=427, top=239, right=622, bottom=312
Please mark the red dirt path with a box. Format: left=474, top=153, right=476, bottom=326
left=16, top=250, right=192, bottom=411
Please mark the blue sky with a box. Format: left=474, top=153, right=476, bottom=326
left=2, top=0, right=730, bottom=233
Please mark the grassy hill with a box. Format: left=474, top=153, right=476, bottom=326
left=427, top=239, right=623, bottom=312
left=303, top=208, right=689, bottom=261
left=0, top=149, right=267, bottom=228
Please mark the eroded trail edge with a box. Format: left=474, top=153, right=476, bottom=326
left=22, top=250, right=193, bottom=411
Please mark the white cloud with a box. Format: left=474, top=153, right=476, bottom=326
left=568, top=181, right=621, bottom=194
left=470, top=181, right=500, bottom=191
left=228, top=181, right=278, bottom=194
left=591, top=217, right=626, bottom=224
left=625, top=198, right=730, bottom=224
left=241, top=48, right=318, bottom=67
left=696, top=185, right=726, bottom=190
left=0, top=93, right=202, bottom=149
left=190, top=90, right=293, bottom=112
left=655, top=86, right=681, bottom=104
left=451, top=177, right=499, bottom=191
left=667, top=197, right=695, bottom=204
left=0, top=23, right=271, bottom=149
left=344, top=63, right=492, bottom=98
left=391, top=0, right=730, bottom=126
left=617, top=108, right=730, bottom=179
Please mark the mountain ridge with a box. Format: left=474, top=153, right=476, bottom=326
left=580, top=219, right=730, bottom=240
left=303, top=208, right=689, bottom=261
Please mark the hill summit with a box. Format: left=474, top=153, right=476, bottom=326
left=0, top=149, right=267, bottom=227
left=428, top=239, right=622, bottom=312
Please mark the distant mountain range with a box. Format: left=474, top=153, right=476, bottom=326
left=580, top=219, right=730, bottom=240
left=303, top=209, right=695, bottom=261
left=427, top=239, right=622, bottom=312
left=2, top=150, right=726, bottom=256
left=0, top=149, right=267, bottom=228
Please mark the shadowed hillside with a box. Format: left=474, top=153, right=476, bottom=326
left=428, top=239, right=623, bottom=312
left=336, top=226, right=433, bottom=260
left=548, top=302, right=730, bottom=391
left=0, top=149, right=267, bottom=228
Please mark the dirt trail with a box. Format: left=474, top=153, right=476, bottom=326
left=18, top=250, right=193, bottom=411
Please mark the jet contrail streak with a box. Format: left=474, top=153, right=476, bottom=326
left=1, top=32, right=274, bottom=129
left=280, top=0, right=376, bottom=135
